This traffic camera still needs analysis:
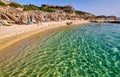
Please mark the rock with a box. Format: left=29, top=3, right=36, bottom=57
left=66, top=22, right=73, bottom=25
left=0, top=20, right=11, bottom=26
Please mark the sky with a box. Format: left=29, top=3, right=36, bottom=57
left=11, top=0, right=120, bottom=17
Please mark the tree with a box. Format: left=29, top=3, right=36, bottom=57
left=0, top=1, right=6, bottom=6
left=75, top=10, right=86, bottom=15
left=9, top=2, right=23, bottom=8
left=23, top=4, right=39, bottom=11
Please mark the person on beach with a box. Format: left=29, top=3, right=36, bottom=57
left=34, top=15, right=42, bottom=26
left=0, top=22, right=2, bottom=26
left=27, top=19, right=31, bottom=24
left=44, top=15, right=47, bottom=22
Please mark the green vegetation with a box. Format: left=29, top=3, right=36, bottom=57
left=0, top=1, right=6, bottom=6
left=23, top=4, right=55, bottom=12
left=9, top=2, right=23, bottom=8
left=0, top=1, right=86, bottom=14
left=39, top=7, right=55, bottom=12
left=75, top=10, right=86, bottom=15
left=23, top=4, right=39, bottom=11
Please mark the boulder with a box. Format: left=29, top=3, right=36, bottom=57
left=0, top=20, right=10, bottom=26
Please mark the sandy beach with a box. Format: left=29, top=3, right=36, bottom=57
left=0, top=20, right=90, bottom=51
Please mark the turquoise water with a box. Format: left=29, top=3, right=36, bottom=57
left=0, top=23, right=120, bottom=77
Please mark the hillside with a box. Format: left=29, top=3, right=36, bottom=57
left=0, top=1, right=96, bottom=25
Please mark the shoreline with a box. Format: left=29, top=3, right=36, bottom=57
left=0, top=20, right=90, bottom=52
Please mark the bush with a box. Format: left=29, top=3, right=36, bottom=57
left=39, top=7, right=55, bottom=12
left=23, top=4, right=39, bottom=11
left=9, top=2, right=23, bottom=8
left=75, top=10, right=86, bottom=15
left=0, top=1, right=6, bottom=6
left=23, top=4, right=55, bottom=12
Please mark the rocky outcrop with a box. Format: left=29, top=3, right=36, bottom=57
left=0, top=20, right=10, bottom=26
left=96, top=15, right=117, bottom=20
left=41, top=4, right=74, bottom=13
left=96, top=15, right=106, bottom=20
left=0, top=5, right=97, bottom=26
left=106, top=15, right=117, bottom=20
left=0, top=7, right=24, bottom=24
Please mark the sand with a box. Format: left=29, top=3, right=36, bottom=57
left=0, top=20, right=90, bottom=51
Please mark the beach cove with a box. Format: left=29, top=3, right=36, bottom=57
left=0, top=20, right=90, bottom=64
left=0, top=23, right=120, bottom=77
left=0, top=0, right=120, bottom=77
left=0, top=20, right=90, bottom=51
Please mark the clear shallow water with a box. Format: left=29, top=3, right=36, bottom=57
left=0, top=23, right=120, bottom=77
